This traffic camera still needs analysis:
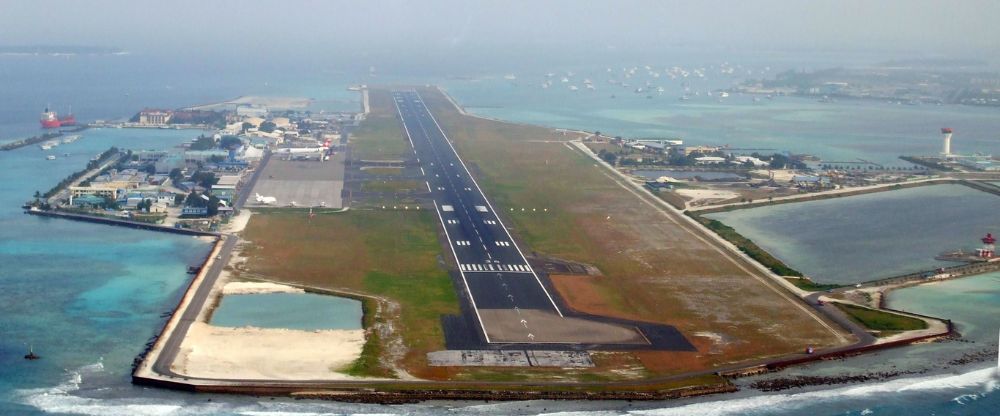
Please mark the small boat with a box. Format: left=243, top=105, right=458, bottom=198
left=46, top=155, right=56, bottom=160
left=24, top=344, right=40, bottom=360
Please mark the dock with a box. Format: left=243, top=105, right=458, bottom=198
left=858, top=257, right=1000, bottom=290
left=25, top=209, right=219, bottom=237
left=960, top=180, right=1000, bottom=197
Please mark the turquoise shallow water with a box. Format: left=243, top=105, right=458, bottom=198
left=706, top=184, right=999, bottom=284
left=1, top=54, right=997, bottom=415
left=211, top=292, right=362, bottom=330
left=0, top=127, right=213, bottom=414
left=444, top=75, right=1000, bottom=167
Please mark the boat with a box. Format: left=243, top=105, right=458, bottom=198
left=503, top=74, right=517, bottom=80
left=39, top=143, right=52, bottom=150
left=62, top=135, right=80, bottom=144
left=24, top=345, right=40, bottom=360
left=46, top=155, right=55, bottom=160
left=59, top=109, right=76, bottom=126
left=39, top=106, right=75, bottom=128
left=568, top=85, right=579, bottom=91
left=40, top=107, right=60, bottom=129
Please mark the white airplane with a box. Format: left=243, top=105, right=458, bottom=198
left=254, top=193, right=277, bottom=205
left=274, top=147, right=324, bottom=154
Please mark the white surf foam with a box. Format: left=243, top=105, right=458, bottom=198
left=629, top=367, right=999, bottom=416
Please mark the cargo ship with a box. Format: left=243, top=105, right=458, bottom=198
left=39, top=106, right=76, bottom=129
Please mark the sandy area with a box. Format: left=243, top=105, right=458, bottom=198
left=224, top=210, right=253, bottom=233
left=171, top=322, right=366, bottom=380
left=675, top=188, right=739, bottom=204
left=221, top=281, right=304, bottom=295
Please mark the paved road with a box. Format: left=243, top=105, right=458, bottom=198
left=151, top=236, right=236, bottom=377
left=393, top=90, right=563, bottom=343
left=150, top=153, right=270, bottom=377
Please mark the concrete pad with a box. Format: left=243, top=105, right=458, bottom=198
left=248, top=153, right=345, bottom=208
left=477, top=309, right=648, bottom=345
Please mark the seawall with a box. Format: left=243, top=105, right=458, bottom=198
left=26, top=209, right=218, bottom=237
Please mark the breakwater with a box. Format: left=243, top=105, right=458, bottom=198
left=0, top=126, right=88, bottom=151
left=25, top=209, right=218, bottom=237
left=129, top=378, right=738, bottom=404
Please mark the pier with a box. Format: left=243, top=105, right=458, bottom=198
left=0, top=126, right=88, bottom=151
left=856, top=258, right=1000, bottom=291
left=25, top=209, right=219, bottom=237
left=960, top=179, right=1000, bottom=197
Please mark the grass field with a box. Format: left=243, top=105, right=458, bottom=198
left=351, top=90, right=412, bottom=161
left=240, top=209, right=459, bottom=378
left=363, top=167, right=404, bottom=176
left=238, top=87, right=846, bottom=385
left=690, top=216, right=804, bottom=278
left=418, top=86, right=847, bottom=374
left=360, top=179, right=426, bottom=194
left=834, top=302, right=928, bottom=337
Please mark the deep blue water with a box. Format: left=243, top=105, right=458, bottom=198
left=0, top=51, right=996, bottom=415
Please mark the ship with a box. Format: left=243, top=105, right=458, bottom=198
left=40, top=108, right=60, bottom=129
left=39, top=106, right=76, bottom=129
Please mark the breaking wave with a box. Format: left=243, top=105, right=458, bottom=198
left=627, top=366, right=999, bottom=416
left=13, top=361, right=998, bottom=416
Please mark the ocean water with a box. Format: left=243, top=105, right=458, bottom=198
left=0, top=127, right=213, bottom=414
left=1, top=52, right=997, bottom=415
left=705, top=184, right=999, bottom=284
left=443, top=76, right=1000, bottom=166
left=210, top=293, right=362, bottom=331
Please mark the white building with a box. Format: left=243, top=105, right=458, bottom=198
left=695, top=156, right=727, bottom=164
left=733, top=156, right=769, bottom=167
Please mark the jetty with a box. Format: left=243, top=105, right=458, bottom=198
left=25, top=209, right=219, bottom=237
left=1, top=126, right=88, bottom=151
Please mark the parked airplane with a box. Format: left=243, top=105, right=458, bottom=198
left=254, top=193, right=277, bottom=205
left=274, top=147, right=324, bottom=154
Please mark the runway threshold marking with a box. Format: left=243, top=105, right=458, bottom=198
left=413, top=90, right=564, bottom=317
left=395, top=94, right=492, bottom=343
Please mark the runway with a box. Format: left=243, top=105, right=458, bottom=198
left=394, top=90, right=567, bottom=343
left=393, top=90, right=656, bottom=346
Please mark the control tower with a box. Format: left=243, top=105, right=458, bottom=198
left=941, top=127, right=953, bottom=157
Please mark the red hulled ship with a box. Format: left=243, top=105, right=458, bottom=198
left=39, top=106, right=75, bottom=129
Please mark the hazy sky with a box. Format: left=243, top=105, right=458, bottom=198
left=2, top=0, right=998, bottom=59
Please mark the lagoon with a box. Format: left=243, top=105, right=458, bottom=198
left=705, top=184, right=999, bottom=284
left=211, top=292, right=362, bottom=331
